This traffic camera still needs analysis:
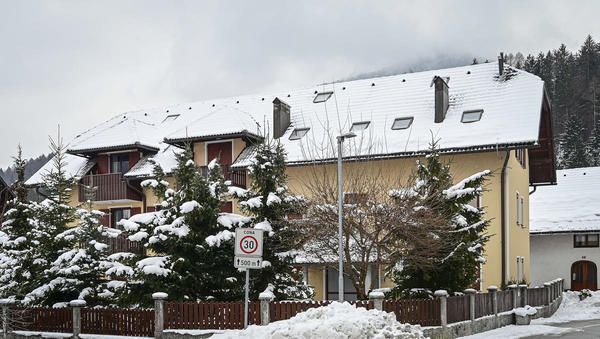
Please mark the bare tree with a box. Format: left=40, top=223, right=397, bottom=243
left=291, top=160, right=451, bottom=299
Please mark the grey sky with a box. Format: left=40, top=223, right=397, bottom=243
left=1, top=0, right=598, bottom=168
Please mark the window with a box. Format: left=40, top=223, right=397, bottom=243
left=516, top=257, right=521, bottom=282
left=391, top=117, right=414, bottom=130
left=520, top=197, right=524, bottom=226
left=516, top=192, right=520, bottom=225
left=289, top=128, right=310, bottom=140
left=110, top=154, right=130, bottom=174
left=574, top=234, right=600, bottom=248
left=467, top=196, right=481, bottom=209
left=350, top=121, right=370, bottom=132
left=521, top=257, right=525, bottom=282
left=313, top=91, right=333, bottom=103
left=516, top=149, right=527, bottom=168
left=162, top=114, right=180, bottom=123
left=461, top=109, right=483, bottom=123
left=110, top=208, right=131, bottom=230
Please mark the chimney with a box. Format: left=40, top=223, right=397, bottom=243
left=272, top=97, right=291, bottom=139
left=431, top=76, right=449, bottom=123
left=498, top=52, right=504, bottom=75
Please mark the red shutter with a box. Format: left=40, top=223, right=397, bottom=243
left=99, top=209, right=110, bottom=226
left=219, top=201, right=233, bottom=213
left=131, top=207, right=141, bottom=216
left=97, top=155, right=109, bottom=174
left=129, top=151, right=141, bottom=168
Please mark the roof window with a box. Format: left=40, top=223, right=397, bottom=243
left=461, top=109, right=483, bottom=123
left=162, top=114, right=180, bottom=123
left=391, top=117, right=414, bottom=130
left=313, top=91, right=333, bottom=103
left=289, top=127, right=310, bottom=141
left=350, top=121, right=370, bottom=132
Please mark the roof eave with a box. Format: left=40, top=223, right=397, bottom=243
left=164, top=131, right=263, bottom=146
left=67, top=143, right=159, bottom=157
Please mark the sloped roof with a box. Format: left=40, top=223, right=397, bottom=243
left=125, top=144, right=183, bottom=178
left=32, top=62, right=548, bottom=179
left=530, top=167, right=600, bottom=234
left=25, top=154, right=93, bottom=186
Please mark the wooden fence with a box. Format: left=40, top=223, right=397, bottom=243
left=164, top=301, right=260, bottom=330
left=13, top=307, right=72, bottom=333
left=81, top=308, right=154, bottom=337
left=474, top=292, right=494, bottom=318
left=383, top=299, right=440, bottom=326
left=528, top=287, right=547, bottom=307
left=497, top=290, right=514, bottom=313
left=446, top=295, right=470, bottom=324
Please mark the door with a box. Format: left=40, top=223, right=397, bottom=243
left=207, top=141, right=233, bottom=166
left=571, top=261, right=597, bottom=291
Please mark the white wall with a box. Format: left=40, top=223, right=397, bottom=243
left=531, top=233, right=599, bottom=290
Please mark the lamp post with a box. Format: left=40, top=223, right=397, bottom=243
left=336, top=132, right=356, bottom=302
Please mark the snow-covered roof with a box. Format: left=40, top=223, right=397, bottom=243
left=32, top=62, right=547, bottom=179
left=25, top=154, right=93, bottom=186
left=530, top=167, right=600, bottom=234
left=125, top=144, right=183, bottom=178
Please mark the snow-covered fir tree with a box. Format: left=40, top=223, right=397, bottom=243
left=587, top=119, right=600, bottom=166
left=389, top=140, right=490, bottom=298
left=224, top=140, right=312, bottom=300
left=0, top=146, right=38, bottom=301
left=559, top=113, right=590, bottom=169
left=113, top=144, right=242, bottom=306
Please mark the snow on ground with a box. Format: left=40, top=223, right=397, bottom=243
left=211, top=301, right=425, bottom=339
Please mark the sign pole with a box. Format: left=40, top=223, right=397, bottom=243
left=244, top=268, right=250, bottom=328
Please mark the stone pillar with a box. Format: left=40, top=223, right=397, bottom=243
left=464, top=288, right=476, bottom=321
left=153, top=292, right=168, bottom=339
left=544, top=282, right=551, bottom=305
left=0, top=299, right=14, bottom=339
left=368, top=291, right=385, bottom=311
left=519, top=284, right=528, bottom=306
left=434, top=290, right=448, bottom=327
left=258, top=292, right=274, bottom=325
left=69, top=299, right=86, bottom=339
left=508, top=285, right=519, bottom=308
left=487, top=286, right=498, bottom=316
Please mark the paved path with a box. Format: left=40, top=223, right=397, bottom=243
left=524, top=319, right=600, bottom=338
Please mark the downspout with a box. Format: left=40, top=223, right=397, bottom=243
left=125, top=177, right=146, bottom=212
left=529, top=185, right=537, bottom=195
left=500, top=150, right=510, bottom=287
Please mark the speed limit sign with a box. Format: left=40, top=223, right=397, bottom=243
left=234, top=228, right=263, bottom=258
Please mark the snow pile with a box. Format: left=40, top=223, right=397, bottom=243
left=534, top=290, right=600, bottom=324
left=514, top=305, right=537, bottom=317
left=212, top=302, right=426, bottom=339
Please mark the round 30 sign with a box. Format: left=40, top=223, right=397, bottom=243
left=234, top=228, right=263, bottom=258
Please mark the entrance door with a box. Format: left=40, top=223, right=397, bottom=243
left=207, top=141, right=233, bottom=166
left=571, top=261, right=597, bottom=291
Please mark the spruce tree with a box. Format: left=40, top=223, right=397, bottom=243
left=389, top=140, right=490, bottom=298
left=587, top=119, right=600, bottom=166
left=225, top=140, right=312, bottom=300
left=559, top=113, right=590, bottom=169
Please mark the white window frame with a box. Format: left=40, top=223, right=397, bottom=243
left=520, top=196, right=524, bottom=227
left=521, top=257, right=525, bottom=282
left=204, top=139, right=234, bottom=166
left=516, top=191, right=520, bottom=225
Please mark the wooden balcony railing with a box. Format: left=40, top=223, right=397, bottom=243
left=200, top=164, right=246, bottom=188
left=78, top=173, right=141, bottom=202
left=105, top=233, right=144, bottom=255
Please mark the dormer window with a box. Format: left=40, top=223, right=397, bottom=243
left=289, top=127, right=310, bottom=140
left=313, top=91, right=333, bottom=103
left=461, top=109, right=483, bottom=123
left=162, top=114, right=180, bottom=123
left=391, top=117, right=414, bottom=130
left=350, top=121, right=370, bottom=132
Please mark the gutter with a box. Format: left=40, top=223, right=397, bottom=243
left=529, top=185, right=537, bottom=195
left=125, top=177, right=146, bottom=212
left=500, top=149, right=510, bottom=287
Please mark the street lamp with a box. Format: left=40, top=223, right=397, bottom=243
left=336, top=132, right=356, bottom=302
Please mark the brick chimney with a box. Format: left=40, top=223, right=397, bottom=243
left=431, top=76, right=449, bottom=123
left=272, top=97, right=291, bottom=139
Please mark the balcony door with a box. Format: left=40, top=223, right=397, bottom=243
left=572, top=261, right=597, bottom=291
left=207, top=141, right=232, bottom=166
left=110, top=154, right=130, bottom=174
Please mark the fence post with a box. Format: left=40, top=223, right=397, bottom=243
left=487, top=286, right=498, bottom=317
left=434, top=290, right=448, bottom=327
left=258, top=292, right=274, bottom=325
left=464, top=289, right=476, bottom=321
left=368, top=291, right=385, bottom=311
left=153, top=292, right=168, bottom=339
left=69, top=299, right=86, bottom=339
left=544, top=282, right=551, bottom=305
left=519, top=285, right=528, bottom=306
left=508, top=285, right=519, bottom=309
left=0, top=299, right=13, bottom=339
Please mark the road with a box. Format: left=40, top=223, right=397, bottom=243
left=524, top=319, right=600, bottom=338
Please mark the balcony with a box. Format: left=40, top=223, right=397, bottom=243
left=200, top=164, right=246, bottom=188
left=105, top=233, right=144, bottom=255
left=78, top=173, right=141, bottom=202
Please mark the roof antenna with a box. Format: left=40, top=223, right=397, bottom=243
left=498, top=52, right=504, bottom=76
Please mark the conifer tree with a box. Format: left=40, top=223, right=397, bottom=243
left=587, top=119, right=600, bottom=166
left=389, top=140, right=490, bottom=298
left=225, top=140, right=312, bottom=300
left=559, top=113, right=590, bottom=169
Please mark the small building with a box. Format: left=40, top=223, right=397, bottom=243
left=530, top=166, right=600, bottom=291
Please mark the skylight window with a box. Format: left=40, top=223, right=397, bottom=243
left=391, top=117, right=414, bottom=130
left=313, top=91, right=333, bottom=103
left=289, top=128, right=310, bottom=140
left=350, top=121, right=370, bottom=132
left=461, top=110, right=483, bottom=123
left=162, top=114, right=180, bottom=123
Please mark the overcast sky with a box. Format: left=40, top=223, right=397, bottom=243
left=1, top=0, right=599, bottom=169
